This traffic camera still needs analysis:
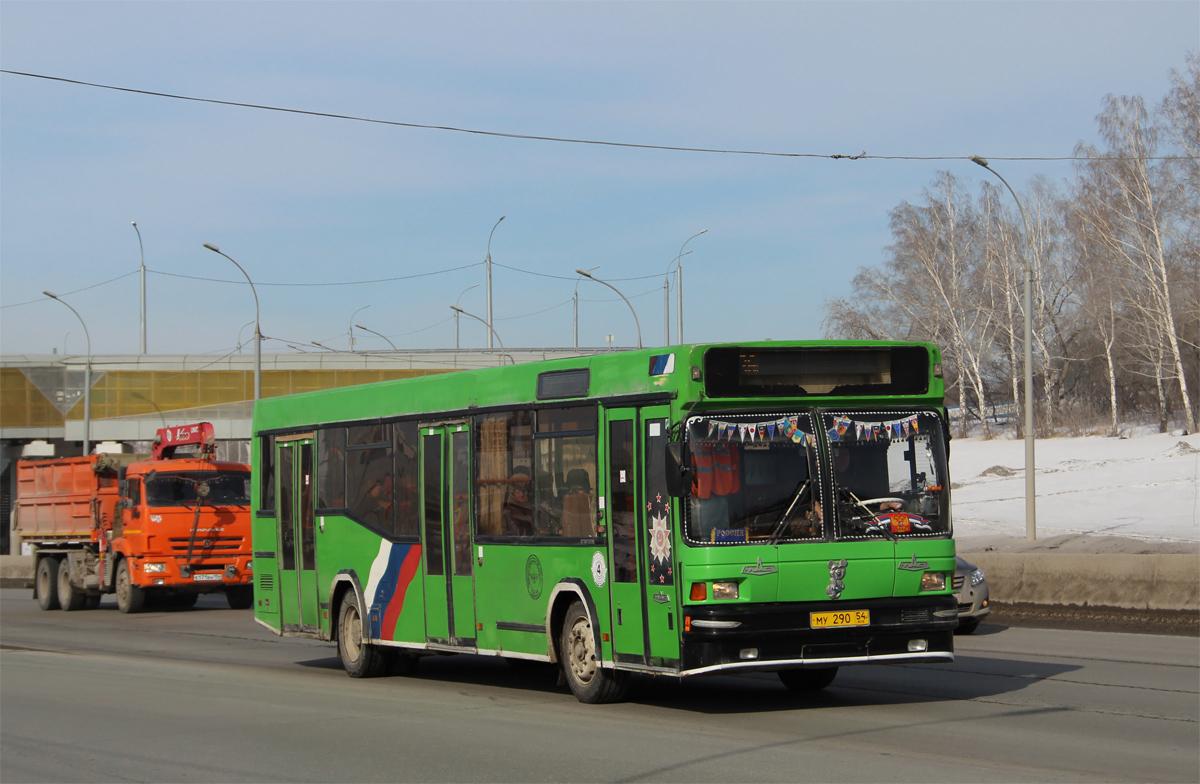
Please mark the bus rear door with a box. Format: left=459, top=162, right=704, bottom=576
left=275, top=436, right=319, bottom=634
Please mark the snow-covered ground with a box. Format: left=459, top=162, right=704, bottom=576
left=950, top=431, right=1200, bottom=544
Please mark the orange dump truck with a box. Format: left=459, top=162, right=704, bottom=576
left=14, top=423, right=254, bottom=613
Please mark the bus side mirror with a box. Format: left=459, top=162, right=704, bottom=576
left=664, top=442, right=692, bottom=498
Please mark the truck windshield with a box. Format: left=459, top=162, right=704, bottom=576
left=144, top=471, right=251, bottom=507
left=823, top=411, right=950, bottom=539
left=682, top=413, right=822, bottom=545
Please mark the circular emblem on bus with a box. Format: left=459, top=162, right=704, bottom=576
left=525, top=555, right=543, bottom=599
left=591, top=551, right=607, bottom=588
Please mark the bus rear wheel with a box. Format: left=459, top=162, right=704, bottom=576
left=338, top=592, right=389, bottom=678
left=57, top=561, right=86, bottom=611
left=35, top=557, right=60, bottom=611
left=778, top=667, right=838, bottom=692
left=559, top=600, right=628, bottom=704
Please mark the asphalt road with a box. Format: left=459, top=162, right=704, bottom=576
left=1, top=588, right=1197, bottom=783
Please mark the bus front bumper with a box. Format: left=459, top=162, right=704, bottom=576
left=678, top=596, right=957, bottom=676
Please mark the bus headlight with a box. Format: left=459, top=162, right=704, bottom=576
left=712, top=581, right=739, bottom=600
left=144, top=562, right=166, bottom=573
left=920, top=572, right=946, bottom=591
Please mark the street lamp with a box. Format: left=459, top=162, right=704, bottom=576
left=573, top=266, right=599, bottom=350
left=485, top=216, right=505, bottom=349
left=348, top=305, right=371, bottom=351
left=44, top=291, right=92, bottom=455
left=971, top=155, right=1036, bottom=541
left=132, top=222, right=146, bottom=354
left=675, top=229, right=707, bottom=344
left=663, top=250, right=692, bottom=345
left=455, top=284, right=479, bottom=349
left=355, top=323, right=397, bottom=351
left=575, top=269, right=642, bottom=349
left=203, top=243, right=261, bottom=401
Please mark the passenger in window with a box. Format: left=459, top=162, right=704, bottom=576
left=502, top=466, right=533, bottom=537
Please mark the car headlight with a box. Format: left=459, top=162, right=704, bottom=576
left=920, top=572, right=946, bottom=591
left=712, top=581, right=739, bottom=600
left=970, top=568, right=985, bottom=586
left=143, top=562, right=166, bottom=573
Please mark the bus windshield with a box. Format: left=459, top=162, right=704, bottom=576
left=144, top=471, right=251, bottom=507
left=824, top=411, right=950, bottom=539
left=683, top=413, right=822, bottom=545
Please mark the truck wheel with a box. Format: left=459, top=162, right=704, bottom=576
left=225, top=585, right=254, bottom=610
left=559, top=600, right=628, bottom=703
left=778, top=667, right=838, bottom=692
left=35, top=557, right=61, bottom=611
left=337, top=591, right=389, bottom=678
left=57, top=562, right=86, bottom=611
left=115, top=560, right=145, bottom=614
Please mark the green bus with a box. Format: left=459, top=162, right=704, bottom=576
left=251, top=341, right=958, bottom=703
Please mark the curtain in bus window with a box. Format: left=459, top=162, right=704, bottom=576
left=318, top=427, right=346, bottom=509
left=451, top=431, right=472, bottom=575
left=394, top=421, right=420, bottom=537
left=823, top=411, right=950, bottom=538
left=474, top=411, right=532, bottom=537
left=346, top=425, right=394, bottom=534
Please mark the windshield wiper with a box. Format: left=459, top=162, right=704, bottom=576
left=767, top=479, right=811, bottom=546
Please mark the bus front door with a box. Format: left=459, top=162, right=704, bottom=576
left=276, top=437, right=319, bottom=634
left=420, top=423, right=476, bottom=649
left=604, top=405, right=679, bottom=668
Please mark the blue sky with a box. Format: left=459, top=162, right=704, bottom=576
left=2, top=1, right=1196, bottom=355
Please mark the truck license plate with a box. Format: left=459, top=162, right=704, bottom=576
left=193, top=573, right=222, bottom=582
left=810, top=610, right=870, bottom=629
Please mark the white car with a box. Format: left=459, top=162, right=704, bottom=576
left=954, top=556, right=990, bottom=634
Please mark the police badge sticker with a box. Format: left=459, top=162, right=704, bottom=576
left=591, top=551, right=607, bottom=588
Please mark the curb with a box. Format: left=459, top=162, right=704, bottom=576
left=963, top=553, right=1199, bottom=612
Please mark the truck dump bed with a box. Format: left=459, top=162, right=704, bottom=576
left=14, top=455, right=130, bottom=539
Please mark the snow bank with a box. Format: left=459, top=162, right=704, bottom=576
left=949, top=432, right=1200, bottom=543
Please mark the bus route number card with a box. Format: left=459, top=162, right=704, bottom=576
left=810, top=610, right=870, bottom=629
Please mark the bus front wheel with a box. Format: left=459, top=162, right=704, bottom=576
left=559, top=600, right=628, bottom=704
left=337, top=592, right=389, bottom=678
left=778, top=667, right=838, bottom=692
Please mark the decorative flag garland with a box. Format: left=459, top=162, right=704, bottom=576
left=693, top=414, right=923, bottom=446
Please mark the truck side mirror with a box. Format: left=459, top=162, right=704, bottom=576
left=118, top=479, right=128, bottom=498
left=664, top=441, right=692, bottom=498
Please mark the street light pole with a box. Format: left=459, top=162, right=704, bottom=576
left=451, top=305, right=510, bottom=363
left=203, top=243, right=261, bottom=401
left=455, top=284, right=479, bottom=349
left=132, top=222, right=146, bottom=354
left=971, top=155, right=1036, bottom=541
left=348, top=305, right=371, bottom=352
left=675, top=229, right=707, bottom=344
left=355, top=323, right=397, bottom=351
left=44, top=292, right=92, bottom=455
left=575, top=269, right=642, bottom=349
left=485, top=216, right=506, bottom=350
left=663, top=250, right=692, bottom=345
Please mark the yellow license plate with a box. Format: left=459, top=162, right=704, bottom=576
left=810, top=609, right=870, bottom=629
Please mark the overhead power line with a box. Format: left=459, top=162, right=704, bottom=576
left=147, top=262, right=482, bottom=287
left=1, top=269, right=138, bottom=309
left=3, top=69, right=1189, bottom=162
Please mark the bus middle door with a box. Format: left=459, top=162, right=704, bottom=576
left=419, top=422, right=477, bottom=649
